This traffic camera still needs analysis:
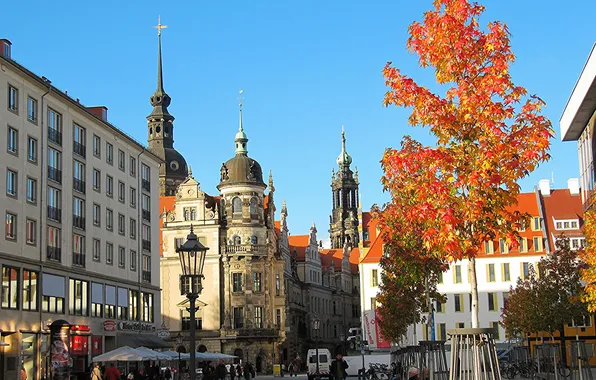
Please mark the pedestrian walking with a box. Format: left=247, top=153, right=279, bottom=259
left=330, top=355, right=348, bottom=380
left=91, top=363, right=103, bottom=380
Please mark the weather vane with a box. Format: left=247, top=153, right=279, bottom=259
left=154, top=16, right=168, bottom=36
left=238, top=89, right=244, bottom=109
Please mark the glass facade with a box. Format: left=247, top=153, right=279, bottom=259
left=578, top=115, right=596, bottom=210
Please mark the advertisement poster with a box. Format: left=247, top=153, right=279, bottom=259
left=364, top=309, right=391, bottom=350
left=50, top=321, right=70, bottom=380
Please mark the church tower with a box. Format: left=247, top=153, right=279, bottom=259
left=329, top=127, right=359, bottom=249
left=146, top=18, right=188, bottom=196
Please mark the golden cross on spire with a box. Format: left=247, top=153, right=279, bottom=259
left=154, top=15, right=167, bottom=36
left=238, top=89, right=244, bottom=109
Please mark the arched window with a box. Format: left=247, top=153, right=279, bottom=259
left=232, top=197, right=242, bottom=215
left=233, top=235, right=241, bottom=245
left=250, top=197, right=258, bottom=217
left=190, top=208, right=196, bottom=220
left=251, top=235, right=258, bottom=245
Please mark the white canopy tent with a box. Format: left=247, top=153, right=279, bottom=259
left=135, top=347, right=172, bottom=361
left=93, top=346, right=150, bottom=362
left=181, top=352, right=238, bottom=361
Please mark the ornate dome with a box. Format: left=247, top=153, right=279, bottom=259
left=161, top=147, right=188, bottom=178
left=336, top=127, right=352, bottom=167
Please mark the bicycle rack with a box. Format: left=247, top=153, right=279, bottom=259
left=570, top=341, right=593, bottom=380
left=400, top=345, right=421, bottom=380
left=419, top=340, right=449, bottom=380
left=448, top=328, right=501, bottom=380
left=534, top=343, right=564, bottom=380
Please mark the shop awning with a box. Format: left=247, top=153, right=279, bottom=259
left=118, top=334, right=171, bottom=349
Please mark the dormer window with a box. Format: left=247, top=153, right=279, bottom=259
left=554, top=219, right=580, bottom=230
left=363, top=228, right=369, bottom=241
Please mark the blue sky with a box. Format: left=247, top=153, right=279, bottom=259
left=3, top=1, right=595, bottom=238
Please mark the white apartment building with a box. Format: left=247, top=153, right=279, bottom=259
left=0, top=39, right=162, bottom=380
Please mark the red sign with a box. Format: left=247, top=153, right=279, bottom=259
left=92, top=336, right=103, bottom=355
left=71, top=335, right=88, bottom=355
left=103, top=320, right=116, bottom=332
left=70, top=325, right=90, bottom=332
left=374, top=309, right=391, bottom=349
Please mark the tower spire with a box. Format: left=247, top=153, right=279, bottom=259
left=149, top=16, right=172, bottom=118
left=336, top=125, right=352, bottom=168
left=234, top=90, right=248, bottom=155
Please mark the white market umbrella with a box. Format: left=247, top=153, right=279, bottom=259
left=93, top=346, right=148, bottom=362
left=159, top=350, right=183, bottom=360
left=184, top=352, right=237, bottom=361
left=136, top=347, right=171, bottom=361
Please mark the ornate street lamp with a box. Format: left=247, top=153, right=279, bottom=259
left=312, top=317, right=321, bottom=380
left=177, top=226, right=209, bottom=380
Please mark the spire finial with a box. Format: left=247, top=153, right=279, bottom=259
left=154, top=15, right=168, bottom=37
left=269, top=170, right=275, bottom=192
left=234, top=90, right=248, bottom=155
left=336, top=125, right=352, bottom=167
left=154, top=16, right=167, bottom=92
left=189, top=224, right=194, bottom=233
left=188, top=166, right=193, bottom=178
left=238, top=89, right=244, bottom=132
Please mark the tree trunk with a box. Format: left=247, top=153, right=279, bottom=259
left=470, top=257, right=479, bottom=328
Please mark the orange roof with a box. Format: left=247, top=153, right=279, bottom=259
left=159, top=196, right=176, bottom=257
left=274, top=221, right=281, bottom=237
left=289, top=234, right=309, bottom=260
left=542, top=189, right=583, bottom=249
left=319, top=248, right=359, bottom=274
left=360, top=227, right=385, bottom=264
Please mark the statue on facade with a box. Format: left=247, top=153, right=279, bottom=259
left=220, top=163, right=229, bottom=182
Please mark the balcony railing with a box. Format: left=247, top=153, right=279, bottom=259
left=47, top=206, right=62, bottom=222
left=48, top=128, right=62, bottom=145
left=142, top=209, right=151, bottom=221
left=236, top=328, right=278, bottom=338
left=142, top=239, right=151, bottom=252
left=73, top=253, right=86, bottom=267
left=73, top=178, right=85, bottom=193
left=142, top=270, right=151, bottom=282
left=73, top=141, right=86, bottom=158
left=47, top=246, right=61, bottom=261
left=142, top=179, right=150, bottom=192
left=48, top=166, right=62, bottom=183
left=224, top=244, right=268, bottom=255
left=73, top=215, right=85, bottom=230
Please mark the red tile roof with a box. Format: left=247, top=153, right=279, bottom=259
left=159, top=196, right=176, bottom=257
left=289, top=234, right=309, bottom=260
left=542, top=189, right=583, bottom=249
left=319, top=249, right=359, bottom=274
left=274, top=221, right=281, bottom=237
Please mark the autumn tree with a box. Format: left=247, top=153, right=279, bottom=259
left=580, top=209, right=596, bottom=312
left=381, top=0, right=552, bottom=327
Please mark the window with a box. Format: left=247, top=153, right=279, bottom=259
left=141, top=164, right=150, bottom=191
left=106, top=209, right=113, bottom=231
left=130, top=187, right=136, bottom=208
left=142, top=225, right=151, bottom=251
left=454, top=265, right=462, bottom=284
left=130, top=156, right=136, bottom=176
left=457, top=322, right=465, bottom=328
left=129, top=290, right=139, bottom=321
left=437, top=323, right=447, bottom=341
left=106, top=175, right=113, bottom=197
left=142, top=255, right=151, bottom=282
left=232, top=197, right=242, bottom=215
left=2, top=266, right=19, bottom=309
left=454, top=294, right=463, bottom=312
left=5, top=213, right=16, bottom=240
left=26, top=177, right=37, bottom=203
left=26, top=219, right=36, bottom=245
left=130, top=250, right=137, bottom=271
left=92, top=238, right=101, bottom=262
left=371, top=297, right=377, bottom=310
left=6, top=169, right=17, bottom=196
left=142, top=194, right=151, bottom=221
left=7, top=126, right=18, bottom=154
left=532, top=217, right=541, bottom=231
left=105, top=285, right=116, bottom=318
left=502, top=263, right=510, bottom=281
left=69, top=278, right=88, bottom=316
left=47, top=148, right=62, bottom=183
left=232, top=273, right=243, bottom=292
left=372, top=269, right=379, bottom=287
left=181, top=309, right=202, bottom=331
left=118, top=213, right=125, bottom=235
left=363, top=228, right=369, bottom=241
left=27, top=136, right=37, bottom=163
left=437, top=271, right=443, bottom=284
left=106, top=142, right=113, bottom=164
left=571, top=220, right=579, bottom=229
left=491, top=322, right=500, bottom=340
left=117, top=287, right=128, bottom=320
left=254, top=306, right=264, bottom=328
left=488, top=292, right=497, bottom=311
left=435, top=299, right=445, bottom=313
left=73, top=234, right=85, bottom=267
left=47, top=108, right=62, bottom=145
left=93, top=204, right=100, bottom=226
left=93, top=135, right=101, bottom=157
left=250, top=197, right=258, bottom=217
left=73, top=160, right=85, bottom=193
left=8, top=85, right=18, bottom=112
left=275, top=274, right=281, bottom=296
left=518, top=238, right=528, bottom=253
left=22, top=270, right=38, bottom=311
left=118, top=246, right=126, bottom=268
left=47, top=187, right=61, bottom=222
left=73, top=123, right=86, bottom=158
left=91, top=282, right=103, bottom=318
left=141, top=292, right=153, bottom=322
left=130, top=218, right=136, bottom=239
left=499, top=239, right=509, bottom=254
left=484, top=241, right=494, bottom=254
left=233, top=307, right=244, bottom=328
left=521, top=262, right=530, bottom=280
left=487, top=264, right=496, bottom=282
left=27, top=97, right=37, bottom=122
left=47, top=226, right=61, bottom=261
left=73, top=197, right=85, bottom=230
left=533, top=237, right=543, bottom=252
left=93, top=169, right=100, bottom=191
left=571, top=237, right=587, bottom=250
left=106, top=242, right=114, bottom=265
left=253, top=272, right=262, bottom=292
left=118, top=150, right=125, bottom=171
left=276, top=308, right=282, bottom=326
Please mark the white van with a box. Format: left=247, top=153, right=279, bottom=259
left=307, top=348, right=332, bottom=380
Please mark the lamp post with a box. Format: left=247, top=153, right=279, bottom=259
left=177, top=226, right=209, bottom=380
left=312, top=317, right=320, bottom=380
left=175, top=333, right=184, bottom=380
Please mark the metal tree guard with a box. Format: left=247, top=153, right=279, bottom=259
left=535, top=342, right=566, bottom=380
left=401, top=345, right=421, bottom=380
left=570, top=341, right=592, bottom=380
left=419, top=340, right=450, bottom=380
left=448, top=328, right=501, bottom=380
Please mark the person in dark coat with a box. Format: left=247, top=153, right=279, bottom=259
left=215, top=360, right=227, bottom=380
left=330, top=355, right=348, bottom=380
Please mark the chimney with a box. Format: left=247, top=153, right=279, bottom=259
left=538, top=179, right=550, bottom=196
left=0, top=39, right=12, bottom=59
left=568, top=178, right=580, bottom=196
left=86, top=106, right=108, bottom=122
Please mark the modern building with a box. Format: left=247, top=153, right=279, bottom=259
left=358, top=180, right=586, bottom=348
left=0, top=39, right=162, bottom=380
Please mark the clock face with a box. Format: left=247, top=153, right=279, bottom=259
left=170, top=160, right=179, bottom=171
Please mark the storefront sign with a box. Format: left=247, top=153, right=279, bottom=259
left=92, top=336, right=103, bottom=355
left=118, top=322, right=156, bottom=332
left=50, top=320, right=70, bottom=380
left=70, top=335, right=88, bottom=355
left=103, top=320, right=116, bottom=332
